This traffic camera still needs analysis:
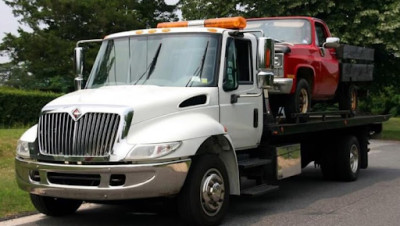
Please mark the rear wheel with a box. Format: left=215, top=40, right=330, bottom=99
left=336, top=136, right=360, bottom=181
left=320, top=135, right=360, bottom=181
left=178, top=154, right=229, bottom=226
left=339, top=84, right=358, bottom=115
left=30, top=194, right=82, bottom=216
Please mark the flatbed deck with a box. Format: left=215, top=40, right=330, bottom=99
left=266, top=114, right=390, bottom=137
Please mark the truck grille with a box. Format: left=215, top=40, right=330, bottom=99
left=38, top=112, right=120, bottom=157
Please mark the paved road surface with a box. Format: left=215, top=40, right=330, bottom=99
left=2, top=139, right=400, bottom=226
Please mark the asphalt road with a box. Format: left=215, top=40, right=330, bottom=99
left=2, top=139, right=400, bottom=226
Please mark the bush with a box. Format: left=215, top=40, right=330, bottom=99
left=359, top=86, right=400, bottom=116
left=0, top=87, right=62, bottom=127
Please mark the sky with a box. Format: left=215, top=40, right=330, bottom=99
left=0, top=0, right=180, bottom=64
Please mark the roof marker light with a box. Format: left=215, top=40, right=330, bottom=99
left=157, top=17, right=246, bottom=29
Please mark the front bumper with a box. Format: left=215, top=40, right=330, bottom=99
left=268, top=78, right=294, bottom=94
left=15, top=158, right=190, bottom=200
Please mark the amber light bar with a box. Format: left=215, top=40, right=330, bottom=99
left=157, top=17, right=246, bottom=29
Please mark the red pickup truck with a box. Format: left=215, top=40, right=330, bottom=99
left=246, top=17, right=374, bottom=119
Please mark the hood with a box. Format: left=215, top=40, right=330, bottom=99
left=44, top=85, right=218, bottom=123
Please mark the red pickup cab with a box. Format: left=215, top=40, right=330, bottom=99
left=246, top=17, right=373, bottom=119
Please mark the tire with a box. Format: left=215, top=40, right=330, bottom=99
left=338, top=84, right=358, bottom=115
left=285, top=79, right=311, bottom=122
left=336, top=136, right=360, bottom=181
left=178, top=155, right=229, bottom=226
left=30, top=194, right=82, bottom=216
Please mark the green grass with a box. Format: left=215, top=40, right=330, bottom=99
left=0, top=129, right=35, bottom=218
left=381, top=117, right=400, bottom=140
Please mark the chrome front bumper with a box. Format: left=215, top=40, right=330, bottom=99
left=268, top=78, right=294, bottom=94
left=15, top=158, right=190, bottom=200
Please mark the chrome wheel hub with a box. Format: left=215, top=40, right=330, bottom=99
left=299, top=88, right=309, bottom=113
left=201, top=168, right=225, bottom=216
left=350, top=144, right=359, bottom=173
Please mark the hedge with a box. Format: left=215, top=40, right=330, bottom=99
left=0, top=87, right=62, bottom=127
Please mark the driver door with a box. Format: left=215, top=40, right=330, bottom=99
left=219, top=37, right=263, bottom=150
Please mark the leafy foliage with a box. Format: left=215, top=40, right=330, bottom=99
left=0, top=87, right=61, bottom=127
left=359, top=86, right=400, bottom=116
left=0, top=0, right=179, bottom=92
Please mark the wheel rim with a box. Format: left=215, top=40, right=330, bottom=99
left=298, top=88, right=309, bottom=113
left=200, top=168, right=225, bottom=217
left=350, top=144, right=359, bottom=173
left=350, top=89, right=357, bottom=111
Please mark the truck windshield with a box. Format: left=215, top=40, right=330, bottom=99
left=246, top=19, right=311, bottom=44
left=86, top=33, right=220, bottom=88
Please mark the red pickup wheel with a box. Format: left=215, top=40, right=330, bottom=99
left=285, top=79, right=311, bottom=121
left=338, top=84, right=358, bottom=115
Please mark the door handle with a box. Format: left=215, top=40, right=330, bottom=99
left=240, top=92, right=263, bottom=97
left=231, top=92, right=263, bottom=104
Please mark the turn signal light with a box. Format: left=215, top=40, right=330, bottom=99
left=157, top=17, right=246, bottom=29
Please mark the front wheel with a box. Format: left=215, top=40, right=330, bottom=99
left=178, top=155, right=229, bottom=226
left=285, top=79, right=311, bottom=121
left=30, top=194, right=82, bottom=216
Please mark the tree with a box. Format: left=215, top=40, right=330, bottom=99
left=0, top=0, right=179, bottom=92
left=180, top=0, right=238, bottom=20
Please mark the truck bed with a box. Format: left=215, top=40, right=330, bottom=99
left=265, top=113, right=390, bottom=137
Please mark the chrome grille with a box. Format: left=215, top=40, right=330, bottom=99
left=38, top=112, right=120, bottom=156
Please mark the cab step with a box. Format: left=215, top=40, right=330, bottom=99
left=238, top=158, right=272, bottom=169
left=241, top=184, right=279, bottom=196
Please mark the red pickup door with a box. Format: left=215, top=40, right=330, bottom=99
left=246, top=17, right=363, bottom=120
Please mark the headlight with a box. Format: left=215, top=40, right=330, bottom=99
left=16, top=140, right=30, bottom=158
left=274, top=55, right=283, bottom=68
left=125, top=141, right=181, bottom=160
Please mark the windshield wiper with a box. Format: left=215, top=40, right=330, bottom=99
left=186, top=41, right=209, bottom=87
left=134, top=43, right=162, bottom=85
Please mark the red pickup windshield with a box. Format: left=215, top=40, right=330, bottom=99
left=246, top=19, right=311, bottom=44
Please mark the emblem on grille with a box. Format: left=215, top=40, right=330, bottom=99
left=72, top=108, right=82, bottom=121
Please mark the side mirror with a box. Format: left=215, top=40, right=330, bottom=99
left=74, top=47, right=84, bottom=90
left=257, top=71, right=274, bottom=89
left=258, top=37, right=275, bottom=70
left=323, top=37, right=340, bottom=49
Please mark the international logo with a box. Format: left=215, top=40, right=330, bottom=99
left=72, top=108, right=82, bottom=121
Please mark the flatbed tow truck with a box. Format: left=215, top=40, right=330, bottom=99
left=15, top=17, right=389, bottom=226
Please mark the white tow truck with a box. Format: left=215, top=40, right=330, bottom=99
left=15, top=17, right=388, bottom=225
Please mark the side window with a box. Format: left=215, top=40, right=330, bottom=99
left=315, top=23, right=327, bottom=47
left=235, top=39, right=253, bottom=84
left=224, top=38, right=238, bottom=91
left=224, top=37, right=253, bottom=91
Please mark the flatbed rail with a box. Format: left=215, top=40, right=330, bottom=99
left=266, top=114, right=390, bottom=136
